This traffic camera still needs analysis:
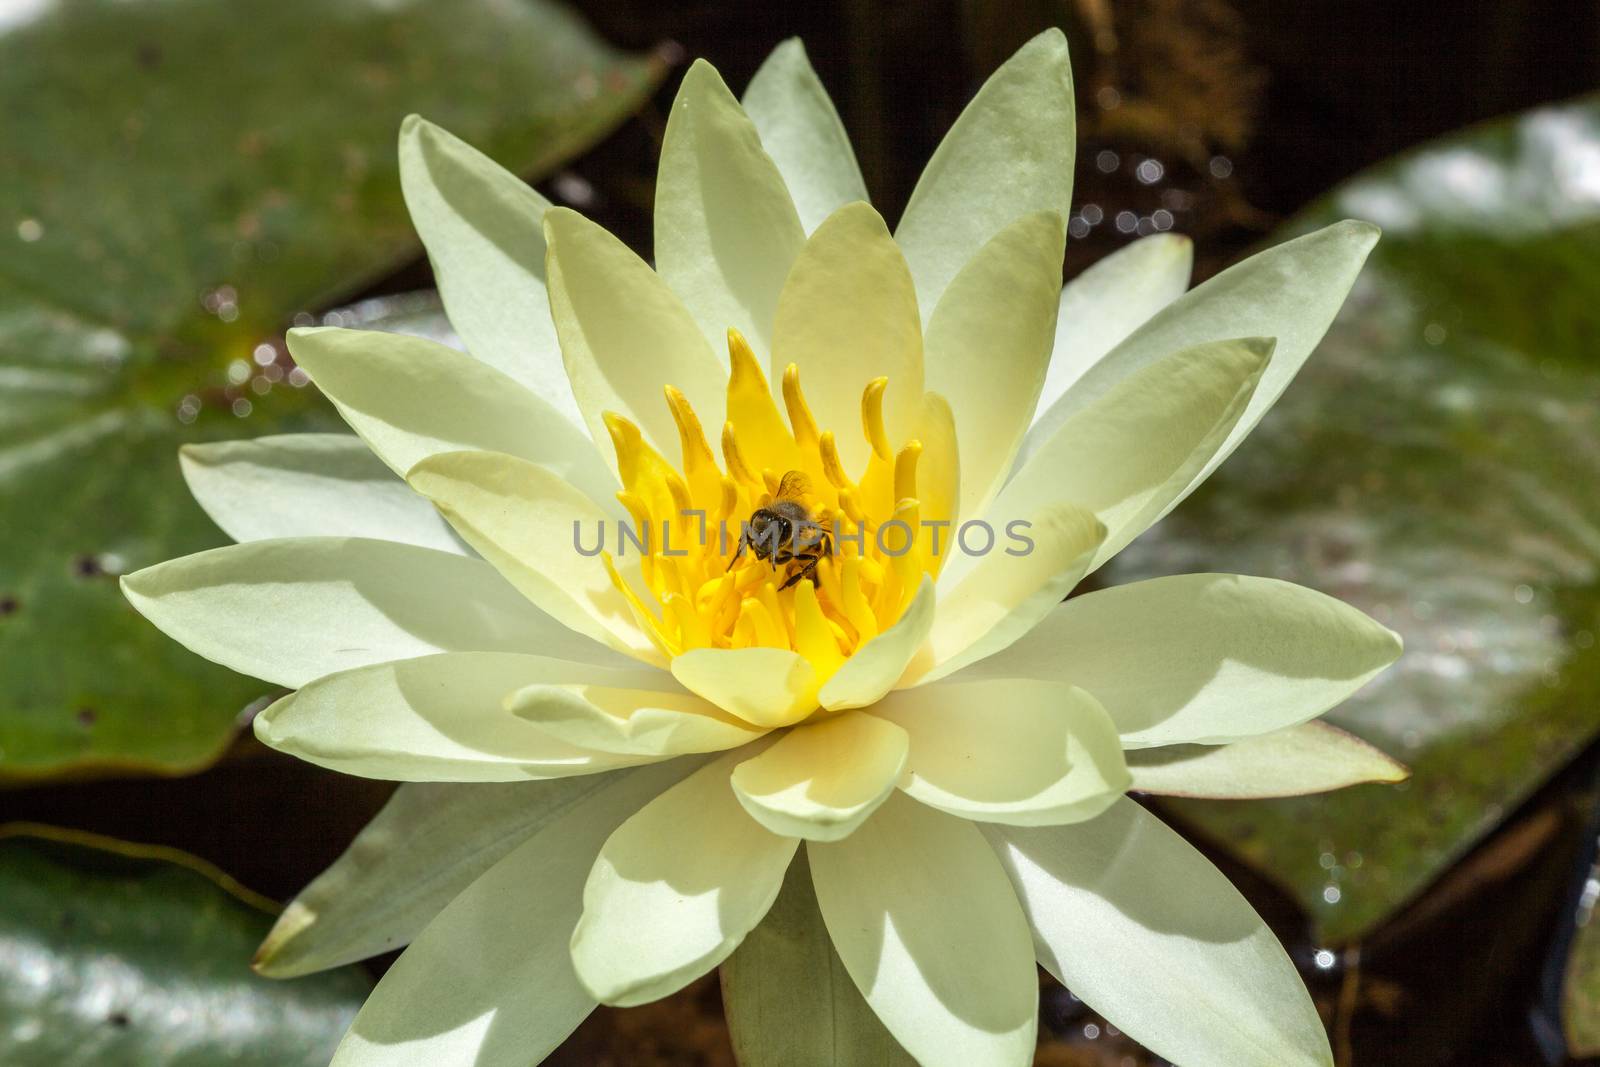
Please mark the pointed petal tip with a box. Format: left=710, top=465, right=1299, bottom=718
left=1336, top=217, right=1383, bottom=246
left=680, top=56, right=729, bottom=94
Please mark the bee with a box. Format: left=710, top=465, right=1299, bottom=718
left=728, top=470, right=834, bottom=590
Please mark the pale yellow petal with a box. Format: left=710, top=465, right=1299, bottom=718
left=874, top=679, right=1128, bottom=825
left=1127, top=720, right=1409, bottom=798
left=771, top=202, right=922, bottom=474
left=398, top=115, right=580, bottom=425
left=895, top=29, right=1074, bottom=322
left=730, top=712, right=909, bottom=841
left=909, top=503, right=1104, bottom=685
left=507, top=681, right=766, bottom=757
left=1032, top=232, right=1192, bottom=426
left=742, top=39, right=869, bottom=234
left=570, top=750, right=799, bottom=1006
left=964, top=573, right=1403, bottom=747
left=253, top=653, right=652, bottom=782
left=406, top=449, right=658, bottom=662
left=656, top=59, right=806, bottom=352
left=819, top=577, right=935, bottom=710
left=923, top=210, right=1064, bottom=518
left=671, top=647, right=819, bottom=727
left=810, top=794, right=1038, bottom=1066
left=285, top=326, right=616, bottom=507
left=993, top=336, right=1272, bottom=574
left=119, top=537, right=622, bottom=689
left=543, top=206, right=726, bottom=466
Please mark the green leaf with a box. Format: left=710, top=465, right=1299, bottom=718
left=1566, top=905, right=1600, bottom=1056
left=1101, top=95, right=1600, bottom=942
left=0, top=1, right=660, bottom=781
left=721, top=849, right=917, bottom=1067
left=0, top=826, right=370, bottom=1066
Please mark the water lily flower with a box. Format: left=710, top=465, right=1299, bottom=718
left=123, top=30, right=1404, bottom=1067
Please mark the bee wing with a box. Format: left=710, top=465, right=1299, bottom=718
left=774, top=469, right=812, bottom=501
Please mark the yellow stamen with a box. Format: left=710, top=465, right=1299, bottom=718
left=665, top=384, right=722, bottom=502
left=721, top=421, right=762, bottom=488
left=819, top=431, right=854, bottom=491
left=595, top=329, right=955, bottom=706
left=894, top=440, right=922, bottom=504
left=861, top=377, right=893, bottom=461
left=782, top=363, right=820, bottom=448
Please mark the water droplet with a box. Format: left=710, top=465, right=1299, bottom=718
left=1135, top=158, right=1165, bottom=185
left=1068, top=217, right=1090, bottom=239
left=231, top=397, right=253, bottom=418
left=552, top=172, right=596, bottom=208
left=287, top=366, right=311, bottom=388
left=252, top=342, right=277, bottom=366
left=1080, top=203, right=1104, bottom=225
left=1322, top=885, right=1342, bottom=905
left=16, top=218, right=43, bottom=242
left=1208, top=155, right=1234, bottom=179
left=1095, top=149, right=1120, bottom=174
left=1114, top=210, right=1138, bottom=234
left=226, top=359, right=251, bottom=385
left=1514, top=583, right=1535, bottom=604
left=1314, top=949, right=1337, bottom=970
left=1083, top=1022, right=1101, bottom=1040
left=1152, top=209, right=1174, bottom=231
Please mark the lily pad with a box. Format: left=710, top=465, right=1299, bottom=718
left=1103, top=96, right=1600, bottom=943
left=0, top=825, right=370, bottom=1065
left=0, top=0, right=660, bottom=781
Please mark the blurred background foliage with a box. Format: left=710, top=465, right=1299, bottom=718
left=3, top=1, right=1600, bottom=1064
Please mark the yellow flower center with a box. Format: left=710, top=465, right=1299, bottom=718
left=601, top=329, right=945, bottom=681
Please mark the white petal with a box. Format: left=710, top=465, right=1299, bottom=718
left=810, top=794, right=1038, bottom=1067
left=406, top=450, right=659, bottom=662
left=254, top=653, right=655, bottom=782
left=1031, top=232, right=1192, bottom=432
left=543, top=206, right=727, bottom=464
left=965, top=573, right=1403, bottom=747
left=770, top=201, right=923, bottom=474
left=507, top=680, right=766, bottom=757
left=819, top=576, right=935, bottom=710
left=671, top=647, right=819, bottom=728
left=911, top=503, right=1104, bottom=685
left=742, top=39, right=870, bottom=233
left=180, top=434, right=466, bottom=554
left=285, top=326, right=616, bottom=509
left=875, top=679, right=1128, bottom=825
left=730, top=712, right=909, bottom=841
left=570, top=750, right=800, bottom=1006
left=989, top=800, right=1333, bottom=1067
left=1035, top=220, right=1379, bottom=515
left=120, top=537, right=615, bottom=689
left=398, top=115, right=580, bottom=426
left=991, top=336, right=1272, bottom=573
left=923, top=211, right=1065, bottom=518
left=895, top=29, right=1074, bottom=322
left=330, top=759, right=695, bottom=1067
left=656, top=59, right=806, bottom=353
left=1127, top=721, right=1409, bottom=798
left=257, top=766, right=695, bottom=977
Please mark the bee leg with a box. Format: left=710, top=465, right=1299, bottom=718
left=780, top=554, right=822, bottom=590
left=726, top=530, right=749, bottom=572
